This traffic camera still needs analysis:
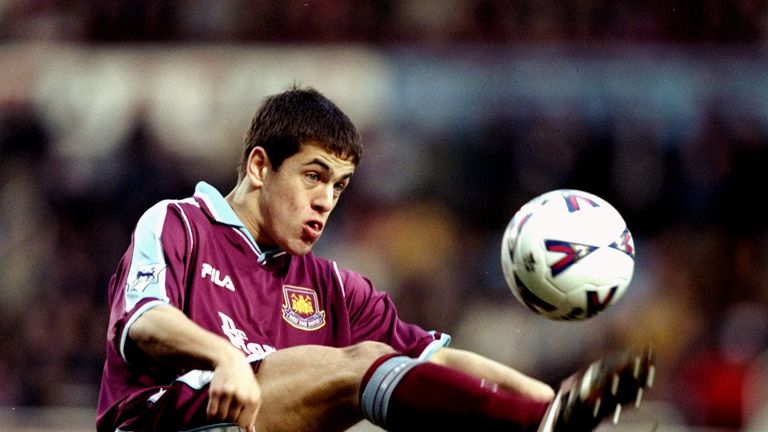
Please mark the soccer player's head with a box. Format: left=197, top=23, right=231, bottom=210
left=238, top=86, right=362, bottom=181
left=234, top=86, right=361, bottom=256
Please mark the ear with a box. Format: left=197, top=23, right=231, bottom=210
left=246, top=146, right=270, bottom=186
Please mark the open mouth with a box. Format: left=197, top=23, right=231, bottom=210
left=305, top=220, right=324, bottom=238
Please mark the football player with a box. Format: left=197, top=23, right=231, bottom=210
left=96, top=86, right=651, bottom=432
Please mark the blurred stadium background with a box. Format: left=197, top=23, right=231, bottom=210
left=1, top=1, right=768, bottom=431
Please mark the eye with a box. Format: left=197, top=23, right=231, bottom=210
left=333, top=182, right=347, bottom=193
left=305, top=172, right=320, bottom=182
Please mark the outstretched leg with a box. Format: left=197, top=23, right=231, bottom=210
left=253, top=342, right=552, bottom=432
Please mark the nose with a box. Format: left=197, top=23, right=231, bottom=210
left=312, top=184, right=335, bottom=213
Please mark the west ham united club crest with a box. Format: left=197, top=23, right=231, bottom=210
left=281, top=285, right=326, bottom=331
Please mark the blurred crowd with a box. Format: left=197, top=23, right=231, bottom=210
left=1, top=0, right=767, bottom=44
left=2, top=1, right=768, bottom=431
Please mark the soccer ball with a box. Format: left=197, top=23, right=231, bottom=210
left=501, top=189, right=635, bottom=320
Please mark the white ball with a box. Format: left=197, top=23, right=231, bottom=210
left=501, top=189, right=635, bottom=320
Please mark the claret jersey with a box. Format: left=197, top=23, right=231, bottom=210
left=96, top=181, right=449, bottom=429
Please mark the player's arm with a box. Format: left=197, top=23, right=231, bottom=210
left=128, top=304, right=261, bottom=430
left=429, top=346, right=555, bottom=402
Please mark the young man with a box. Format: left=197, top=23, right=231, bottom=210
left=96, top=87, right=648, bottom=432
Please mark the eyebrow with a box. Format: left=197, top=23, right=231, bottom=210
left=305, top=158, right=331, bottom=170
left=305, top=158, right=354, bottom=180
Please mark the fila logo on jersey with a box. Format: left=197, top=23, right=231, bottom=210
left=201, top=263, right=235, bottom=292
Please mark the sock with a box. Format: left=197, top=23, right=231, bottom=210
left=360, top=355, right=549, bottom=432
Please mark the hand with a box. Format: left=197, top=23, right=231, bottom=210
left=207, top=349, right=262, bottom=431
left=501, top=367, right=556, bottom=403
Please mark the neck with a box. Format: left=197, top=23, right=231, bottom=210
left=225, top=181, right=263, bottom=244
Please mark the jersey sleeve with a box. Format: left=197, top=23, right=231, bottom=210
left=106, top=200, right=193, bottom=364
left=338, top=267, right=451, bottom=359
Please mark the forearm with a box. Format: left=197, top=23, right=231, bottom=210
left=429, top=347, right=554, bottom=402
left=128, top=304, right=245, bottom=370
left=129, top=304, right=262, bottom=428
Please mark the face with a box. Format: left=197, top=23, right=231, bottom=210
left=254, top=142, right=355, bottom=256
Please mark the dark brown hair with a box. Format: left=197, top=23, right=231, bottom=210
left=239, top=86, right=362, bottom=179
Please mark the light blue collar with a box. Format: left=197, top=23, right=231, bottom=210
left=194, top=181, right=243, bottom=227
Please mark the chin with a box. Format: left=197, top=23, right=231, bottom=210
left=286, top=242, right=314, bottom=257
left=292, top=248, right=312, bottom=257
